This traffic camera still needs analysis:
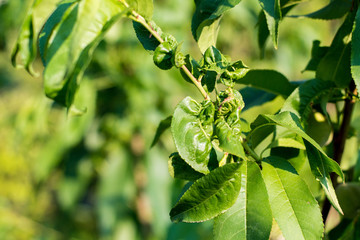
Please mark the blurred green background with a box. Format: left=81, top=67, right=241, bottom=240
left=0, top=0, right=341, bottom=239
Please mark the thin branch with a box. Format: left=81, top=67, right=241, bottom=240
left=118, top=0, right=210, bottom=100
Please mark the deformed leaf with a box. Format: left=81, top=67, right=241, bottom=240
left=171, top=97, right=215, bottom=174
left=168, top=153, right=204, bottom=181
left=236, top=69, right=295, bottom=97
left=262, top=157, right=323, bottom=240
left=289, top=0, right=352, bottom=20
left=170, top=162, right=242, bottom=223
left=214, top=161, right=272, bottom=240
left=151, top=116, right=172, bottom=148
left=180, top=54, right=202, bottom=84
left=153, top=40, right=176, bottom=70
left=191, top=0, right=242, bottom=52
left=42, top=0, right=126, bottom=107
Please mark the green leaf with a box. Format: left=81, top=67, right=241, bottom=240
left=170, top=162, right=242, bottom=223
left=168, top=153, right=205, bottom=181
left=316, top=12, right=354, bottom=88
left=236, top=69, right=295, bottom=97
left=214, top=161, right=272, bottom=240
left=328, top=216, right=360, bottom=240
left=303, top=40, right=329, bottom=72
left=289, top=0, right=352, bottom=20
left=42, top=0, right=125, bottom=107
left=153, top=40, right=176, bottom=70
left=250, top=111, right=344, bottom=213
left=304, top=140, right=344, bottom=214
left=221, top=60, right=249, bottom=87
left=351, top=5, right=360, bottom=92
left=258, top=0, right=281, bottom=48
left=38, top=1, right=78, bottom=64
left=128, top=0, right=153, bottom=19
left=11, top=0, right=60, bottom=75
left=171, top=97, right=215, bottom=174
left=336, top=183, right=360, bottom=219
left=215, top=109, right=246, bottom=159
left=180, top=54, right=202, bottom=84
left=133, top=21, right=162, bottom=51
left=282, top=79, right=336, bottom=119
left=240, top=88, right=276, bottom=111
left=262, top=157, right=323, bottom=240
left=151, top=116, right=172, bottom=148
left=191, top=0, right=242, bottom=53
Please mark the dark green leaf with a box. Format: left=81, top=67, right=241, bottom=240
left=42, top=0, right=126, bottom=107
left=191, top=0, right=242, bottom=52
left=316, top=12, right=354, bottom=88
left=180, top=54, right=202, bottom=84
left=258, top=0, right=281, bottom=48
left=214, top=161, right=272, bottom=240
left=151, top=116, right=172, bottom=148
left=153, top=41, right=176, bottom=70
left=282, top=79, right=336, bottom=119
left=289, top=0, right=352, bottom=20
left=351, top=5, right=360, bottom=92
left=240, top=87, right=276, bottom=111
left=328, top=217, right=360, bottom=240
left=170, top=162, right=242, bottom=222
left=133, top=21, right=162, bottom=51
left=236, top=69, right=295, bottom=97
left=168, top=153, right=205, bottom=181
left=303, top=40, right=329, bottom=72
left=262, top=157, right=323, bottom=240
left=221, top=60, right=249, bottom=87
left=202, top=70, right=217, bottom=92
left=336, top=182, right=360, bottom=219
left=171, top=97, right=215, bottom=174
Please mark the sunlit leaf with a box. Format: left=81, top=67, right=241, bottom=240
left=262, top=157, right=323, bottom=240
left=168, top=152, right=205, bottom=181
left=170, top=162, right=242, bottom=222
left=351, top=5, right=360, bottom=92
left=214, top=161, right=272, bottom=240
left=257, top=0, right=281, bottom=48
left=42, top=0, right=125, bottom=107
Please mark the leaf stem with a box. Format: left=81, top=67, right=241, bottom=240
left=119, top=0, right=210, bottom=100
left=243, top=141, right=261, bottom=163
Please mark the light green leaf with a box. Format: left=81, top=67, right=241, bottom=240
left=262, top=157, right=323, bottom=240
left=191, top=0, right=242, bottom=53
left=257, top=0, right=281, bottom=48
left=170, top=162, right=242, bottom=223
left=168, top=152, right=205, bottom=181
left=282, top=79, right=336, bottom=119
left=128, top=0, right=153, bottom=19
left=316, top=12, right=354, bottom=88
left=171, top=97, right=215, bottom=174
left=236, top=69, right=295, bottom=97
left=214, top=161, right=272, bottom=240
left=42, top=0, right=125, bottom=107
left=351, top=5, right=360, bottom=92
left=11, top=0, right=60, bottom=75
left=289, top=0, right=352, bottom=20
left=151, top=116, right=172, bottom=148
